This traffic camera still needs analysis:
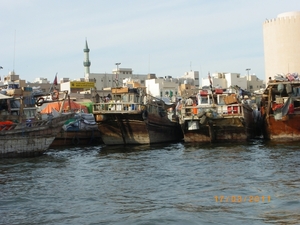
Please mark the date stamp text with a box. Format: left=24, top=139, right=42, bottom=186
left=214, top=195, right=271, bottom=203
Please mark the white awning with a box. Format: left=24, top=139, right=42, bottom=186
left=0, top=93, right=13, bottom=99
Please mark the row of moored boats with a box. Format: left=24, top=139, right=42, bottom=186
left=1, top=77, right=300, bottom=158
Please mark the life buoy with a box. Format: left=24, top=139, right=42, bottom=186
left=36, top=97, right=44, bottom=106
left=52, top=90, right=59, bottom=100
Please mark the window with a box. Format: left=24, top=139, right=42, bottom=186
left=200, top=96, right=209, bottom=104
left=217, top=95, right=226, bottom=105
left=122, top=94, right=128, bottom=102
left=129, top=94, right=135, bottom=102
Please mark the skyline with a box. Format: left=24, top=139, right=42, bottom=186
left=1, top=0, right=299, bottom=83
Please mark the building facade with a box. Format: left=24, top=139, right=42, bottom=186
left=201, top=72, right=264, bottom=92
left=145, top=76, right=179, bottom=99
left=263, top=11, right=300, bottom=83
left=179, top=71, right=200, bottom=88
left=88, top=69, right=148, bottom=91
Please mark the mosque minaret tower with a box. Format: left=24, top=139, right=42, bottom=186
left=83, top=39, right=91, bottom=80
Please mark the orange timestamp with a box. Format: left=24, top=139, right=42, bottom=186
left=214, top=195, right=271, bottom=203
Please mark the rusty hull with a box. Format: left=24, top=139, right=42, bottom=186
left=261, top=80, right=300, bottom=142
left=264, top=114, right=300, bottom=141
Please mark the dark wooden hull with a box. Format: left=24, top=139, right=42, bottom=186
left=50, top=129, right=103, bottom=147
left=97, top=112, right=183, bottom=145
left=182, top=105, right=259, bottom=143
left=183, top=117, right=248, bottom=143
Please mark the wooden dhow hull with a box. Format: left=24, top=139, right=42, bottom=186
left=261, top=80, right=300, bottom=142
left=50, top=129, right=102, bottom=147
left=263, top=114, right=300, bottom=141
left=95, top=112, right=183, bottom=145
left=93, top=87, right=183, bottom=146
left=182, top=117, right=250, bottom=143
left=0, top=113, right=74, bottom=158
left=179, top=92, right=260, bottom=143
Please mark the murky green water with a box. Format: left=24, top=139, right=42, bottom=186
left=1, top=140, right=299, bottom=224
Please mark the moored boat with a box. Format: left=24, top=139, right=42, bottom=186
left=178, top=87, right=261, bottom=143
left=261, top=74, right=300, bottom=141
left=92, top=87, right=183, bottom=145
left=0, top=91, right=74, bottom=158
left=0, top=112, right=74, bottom=158
left=50, top=112, right=102, bottom=147
left=38, top=98, right=102, bottom=146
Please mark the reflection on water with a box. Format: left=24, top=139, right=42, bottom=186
left=0, top=141, right=300, bottom=225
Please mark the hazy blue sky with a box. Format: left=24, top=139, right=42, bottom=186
left=0, top=0, right=299, bottom=83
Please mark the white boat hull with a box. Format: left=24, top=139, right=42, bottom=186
left=1, top=136, right=56, bottom=157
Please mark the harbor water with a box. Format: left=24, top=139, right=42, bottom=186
left=1, top=140, right=300, bottom=225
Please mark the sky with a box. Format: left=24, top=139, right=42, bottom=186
left=0, top=0, right=299, bottom=84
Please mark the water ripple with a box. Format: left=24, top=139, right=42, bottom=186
left=0, top=142, right=299, bottom=224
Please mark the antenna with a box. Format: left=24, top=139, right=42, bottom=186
left=148, top=54, right=150, bottom=73
left=13, top=30, right=16, bottom=72
left=190, top=61, right=192, bottom=71
left=199, top=64, right=202, bottom=87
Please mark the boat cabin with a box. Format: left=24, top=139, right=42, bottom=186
left=179, top=88, right=242, bottom=118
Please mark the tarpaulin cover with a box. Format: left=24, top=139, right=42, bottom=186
left=40, top=100, right=88, bottom=114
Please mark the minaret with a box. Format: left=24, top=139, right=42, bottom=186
left=83, top=39, right=91, bottom=80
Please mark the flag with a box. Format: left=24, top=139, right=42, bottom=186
left=53, top=73, right=58, bottom=85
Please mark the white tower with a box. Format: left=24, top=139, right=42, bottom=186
left=83, top=39, right=91, bottom=80
left=263, top=11, right=300, bottom=83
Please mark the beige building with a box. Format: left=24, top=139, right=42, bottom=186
left=88, top=68, right=148, bottom=91
left=263, top=11, right=300, bottom=83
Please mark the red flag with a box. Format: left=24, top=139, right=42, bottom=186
left=53, top=74, right=58, bottom=85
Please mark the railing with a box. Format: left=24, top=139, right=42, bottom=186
left=0, top=123, right=17, bottom=131
left=0, top=113, right=74, bottom=132
left=0, top=120, right=49, bottom=131
left=180, top=104, right=243, bottom=118
left=93, top=102, right=143, bottom=113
